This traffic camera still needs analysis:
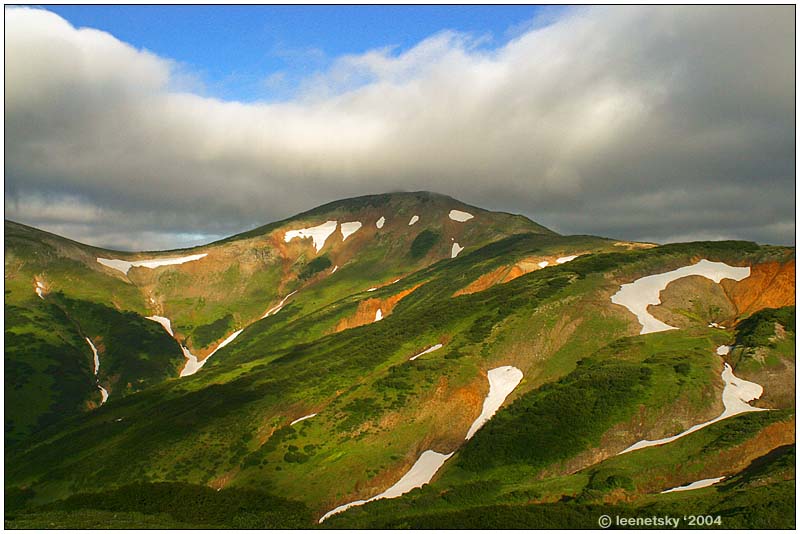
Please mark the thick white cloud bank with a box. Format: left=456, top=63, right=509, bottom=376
left=5, top=6, right=794, bottom=250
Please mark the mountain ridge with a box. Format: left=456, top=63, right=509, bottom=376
left=4, top=192, right=795, bottom=529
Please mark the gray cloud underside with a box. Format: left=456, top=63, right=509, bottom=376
left=5, top=6, right=795, bottom=250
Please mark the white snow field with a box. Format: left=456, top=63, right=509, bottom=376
left=409, top=343, right=443, bottom=361
left=620, top=355, right=765, bottom=455
left=466, top=366, right=524, bottom=440
left=408, top=215, right=419, bottom=226
left=85, top=337, right=108, bottom=405
left=556, top=255, right=578, bottom=264
left=97, top=253, right=208, bottom=275
left=146, top=315, right=174, bottom=336
left=284, top=220, right=338, bottom=252
left=610, top=260, right=751, bottom=335
left=340, top=221, right=363, bottom=241
left=319, top=450, right=454, bottom=523
left=448, top=209, right=474, bottom=222
left=376, top=216, right=386, bottom=229
left=262, top=291, right=298, bottom=318
left=661, top=477, right=725, bottom=494
left=374, top=309, right=383, bottom=322
left=290, top=413, right=318, bottom=426
left=538, top=261, right=549, bottom=268
left=451, top=243, right=464, bottom=258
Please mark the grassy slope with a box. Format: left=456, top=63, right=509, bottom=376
left=6, top=235, right=792, bottom=523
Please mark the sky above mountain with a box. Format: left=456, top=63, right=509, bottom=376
left=5, top=5, right=795, bottom=251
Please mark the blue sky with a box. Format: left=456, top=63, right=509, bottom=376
left=42, top=5, right=548, bottom=102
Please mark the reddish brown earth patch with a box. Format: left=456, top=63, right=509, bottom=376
left=334, top=283, right=424, bottom=333
left=722, top=260, right=795, bottom=317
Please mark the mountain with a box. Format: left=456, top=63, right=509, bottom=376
left=4, top=192, right=795, bottom=529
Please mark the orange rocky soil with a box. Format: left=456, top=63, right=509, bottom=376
left=722, top=260, right=795, bottom=317
left=333, top=283, right=424, bottom=333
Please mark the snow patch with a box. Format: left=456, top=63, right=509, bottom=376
left=451, top=243, right=464, bottom=258
left=85, top=337, right=107, bottom=406
left=410, top=343, right=443, bottom=361
left=619, top=355, right=764, bottom=455
left=340, top=221, right=363, bottom=241
left=284, top=221, right=338, bottom=252
left=290, top=413, right=318, bottom=426
left=448, top=209, right=474, bottom=222
left=538, top=261, right=549, bottom=268
left=716, top=345, right=731, bottom=356
left=146, top=315, right=174, bottom=337
left=34, top=280, right=45, bottom=299
left=408, top=215, right=419, bottom=226
left=179, top=345, right=204, bottom=377
left=262, top=291, right=298, bottom=318
left=181, top=329, right=243, bottom=378
left=374, top=309, right=383, bottom=322
left=319, top=450, right=454, bottom=523
left=97, top=254, right=208, bottom=275
left=466, top=366, right=524, bottom=440
left=367, top=287, right=378, bottom=292
left=611, top=260, right=751, bottom=335
left=556, top=255, right=578, bottom=264
left=331, top=265, right=338, bottom=274
left=376, top=216, right=385, bottom=229
left=709, top=322, right=726, bottom=329
left=661, top=477, right=725, bottom=494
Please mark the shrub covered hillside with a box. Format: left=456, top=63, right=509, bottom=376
left=4, top=192, right=795, bottom=529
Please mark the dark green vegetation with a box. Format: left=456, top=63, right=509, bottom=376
left=6, top=482, right=311, bottom=529
left=735, top=306, right=795, bottom=349
left=4, top=193, right=795, bottom=529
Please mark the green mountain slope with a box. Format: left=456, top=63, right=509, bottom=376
left=4, top=192, right=795, bottom=529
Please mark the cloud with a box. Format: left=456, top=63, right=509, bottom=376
left=4, top=6, right=794, bottom=250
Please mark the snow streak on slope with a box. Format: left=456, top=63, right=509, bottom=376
left=319, top=451, right=454, bottom=523
left=448, top=209, right=474, bottom=222
left=262, top=291, right=298, bottom=318
left=465, top=366, right=524, bottom=439
left=146, top=315, right=174, bottom=336
left=409, top=344, right=443, bottom=361
left=97, top=254, right=208, bottom=275
left=451, top=243, right=464, bottom=258
left=340, top=221, right=362, bottom=241
left=408, top=215, right=419, bottom=226
left=620, top=354, right=765, bottom=454
left=320, top=365, right=522, bottom=523
left=290, top=413, right=318, bottom=426
left=661, top=477, right=725, bottom=493
left=556, top=255, right=578, bottom=264
left=611, top=260, right=751, bottom=334
left=85, top=337, right=108, bottom=405
left=284, top=221, right=338, bottom=252
left=34, top=280, right=45, bottom=299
